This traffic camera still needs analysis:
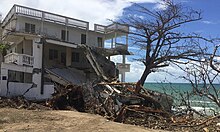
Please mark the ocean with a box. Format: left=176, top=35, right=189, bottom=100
left=144, top=83, right=220, bottom=114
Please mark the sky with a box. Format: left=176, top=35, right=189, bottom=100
left=1, top=0, right=220, bottom=83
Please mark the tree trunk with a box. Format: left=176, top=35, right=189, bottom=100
left=139, top=67, right=151, bottom=86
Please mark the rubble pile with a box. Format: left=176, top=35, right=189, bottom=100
left=86, top=82, right=175, bottom=128
left=0, top=96, right=50, bottom=110
left=48, top=84, right=85, bottom=112
left=48, top=82, right=220, bottom=131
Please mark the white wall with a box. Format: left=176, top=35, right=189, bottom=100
left=16, top=16, right=105, bottom=47
left=87, top=31, right=105, bottom=47
left=7, top=82, right=33, bottom=97
left=4, top=82, right=54, bottom=100
left=23, top=40, right=33, bottom=55
left=0, top=63, right=54, bottom=100
left=0, top=66, right=8, bottom=96
left=32, top=38, right=43, bottom=98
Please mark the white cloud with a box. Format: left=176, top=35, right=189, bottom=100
left=201, top=20, right=217, bottom=25
left=153, top=0, right=167, bottom=10
left=111, top=55, right=187, bottom=83
left=0, top=0, right=161, bottom=28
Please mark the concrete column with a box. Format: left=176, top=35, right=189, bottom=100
left=86, top=23, right=89, bottom=45
left=114, top=32, right=117, bottom=48
left=66, top=47, right=72, bottom=66
left=41, top=12, right=45, bottom=34
left=111, top=38, right=113, bottom=48
left=0, top=67, right=8, bottom=96
left=32, top=38, right=43, bottom=99
left=121, top=72, right=125, bottom=82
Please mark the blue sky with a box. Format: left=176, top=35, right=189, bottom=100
left=114, top=0, right=220, bottom=83
left=0, top=0, right=220, bottom=83
left=182, top=1, right=220, bottom=38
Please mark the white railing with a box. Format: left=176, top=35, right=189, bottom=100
left=94, top=24, right=106, bottom=33
left=94, top=23, right=129, bottom=34
left=106, top=23, right=129, bottom=33
left=4, top=53, right=34, bottom=66
left=2, top=5, right=89, bottom=30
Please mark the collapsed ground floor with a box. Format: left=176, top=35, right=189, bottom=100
left=0, top=36, right=130, bottom=100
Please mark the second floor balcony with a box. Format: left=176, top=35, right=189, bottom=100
left=4, top=53, right=34, bottom=66
left=94, top=23, right=129, bottom=34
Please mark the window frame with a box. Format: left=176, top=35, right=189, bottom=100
left=61, top=30, right=69, bottom=41
left=72, top=52, right=80, bottom=62
left=97, top=37, right=103, bottom=47
left=49, top=49, right=58, bottom=60
left=81, top=34, right=86, bottom=44
left=25, top=23, right=35, bottom=33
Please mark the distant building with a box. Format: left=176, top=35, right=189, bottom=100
left=0, top=5, right=130, bottom=100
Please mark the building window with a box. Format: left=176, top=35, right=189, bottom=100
left=8, top=70, right=32, bottom=83
left=97, top=37, right=103, bottom=47
left=49, top=49, right=58, bottom=60
left=81, top=34, right=86, bottom=44
left=2, top=76, right=7, bottom=80
left=25, top=23, right=35, bottom=33
left=72, top=52, right=80, bottom=62
left=61, top=30, right=69, bottom=41
left=61, top=52, right=66, bottom=64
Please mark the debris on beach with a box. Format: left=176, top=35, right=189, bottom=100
left=0, top=80, right=220, bottom=131
left=0, top=50, right=219, bottom=132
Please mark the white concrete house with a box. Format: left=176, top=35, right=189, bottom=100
left=0, top=5, right=130, bottom=100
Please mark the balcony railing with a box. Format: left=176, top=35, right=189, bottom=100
left=4, top=53, right=34, bottom=66
left=94, top=23, right=129, bottom=34
left=2, top=4, right=89, bottom=30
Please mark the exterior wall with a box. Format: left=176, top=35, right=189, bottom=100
left=3, top=82, right=53, bottom=100
left=8, top=39, right=33, bottom=55
left=15, top=16, right=104, bottom=47
left=0, top=62, right=33, bottom=96
left=16, top=16, right=41, bottom=33
left=0, top=66, right=8, bottom=96
left=0, top=61, right=54, bottom=100
left=71, top=48, right=90, bottom=69
left=43, top=43, right=91, bottom=69
left=66, top=47, right=72, bottom=66
left=23, top=40, right=33, bottom=55
left=87, top=31, right=105, bottom=47
left=0, top=54, right=2, bottom=69
left=32, top=38, right=44, bottom=97
left=44, top=43, right=67, bottom=68
left=2, top=16, right=16, bottom=36
left=16, top=41, right=23, bottom=54
left=7, top=82, right=33, bottom=97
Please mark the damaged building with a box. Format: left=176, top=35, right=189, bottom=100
left=0, top=5, right=131, bottom=100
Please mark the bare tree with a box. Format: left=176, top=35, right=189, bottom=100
left=174, top=53, right=220, bottom=108
left=118, top=0, right=214, bottom=87
left=210, top=45, right=220, bottom=73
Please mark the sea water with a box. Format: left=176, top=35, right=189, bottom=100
left=144, top=83, right=220, bottom=115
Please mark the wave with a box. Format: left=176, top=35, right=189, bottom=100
left=188, top=100, right=217, bottom=104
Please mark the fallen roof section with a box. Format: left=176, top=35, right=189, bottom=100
left=94, top=46, right=132, bottom=56
left=45, top=67, right=86, bottom=86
